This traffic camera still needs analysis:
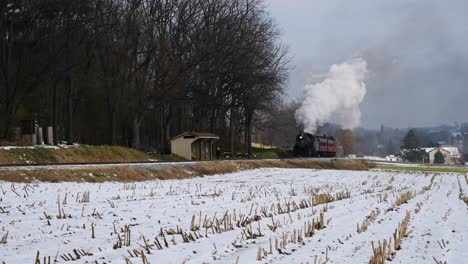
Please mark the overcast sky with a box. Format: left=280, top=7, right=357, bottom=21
left=266, top=0, right=468, bottom=129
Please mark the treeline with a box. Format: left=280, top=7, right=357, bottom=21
left=0, top=0, right=288, bottom=153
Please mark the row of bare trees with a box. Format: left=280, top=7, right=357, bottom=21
left=0, top=0, right=288, bottom=154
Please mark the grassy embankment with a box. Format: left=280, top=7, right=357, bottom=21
left=0, top=145, right=292, bottom=164
left=377, top=165, right=468, bottom=174
left=0, top=159, right=373, bottom=183
left=252, top=147, right=293, bottom=159
left=0, top=145, right=153, bottom=164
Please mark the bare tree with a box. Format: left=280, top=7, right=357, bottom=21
left=1, top=0, right=289, bottom=154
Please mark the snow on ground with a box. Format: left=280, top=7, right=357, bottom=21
left=0, top=168, right=466, bottom=263
left=0, top=144, right=80, bottom=150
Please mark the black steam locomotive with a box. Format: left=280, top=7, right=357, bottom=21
left=293, top=132, right=337, bottom=157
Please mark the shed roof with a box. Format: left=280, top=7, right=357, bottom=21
left=171, top=132, right=219, bottom=141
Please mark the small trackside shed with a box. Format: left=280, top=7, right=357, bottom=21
left=170, top=132, right=219, bottom=160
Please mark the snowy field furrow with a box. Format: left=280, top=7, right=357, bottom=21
left=0, top=168, right=466, bottom=263
left=273, top=172, right=432, bottom=263
left=394, top=175, right=468, bottom=263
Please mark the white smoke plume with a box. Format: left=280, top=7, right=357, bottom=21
left=295, top=58, right=368, bottom=133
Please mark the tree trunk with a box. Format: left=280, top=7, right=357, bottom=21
left=209, top=107, right=216, bottom=133
left=52, top=80, right=58, bottom=145
left=1, top=103, right=15, bottom=140
left=229, top=108, right=235, bottom=154
left=162, top=104, right=172, bottom=154
left=244, top=113, right=252, bottom=155
left=65, top=76, right=73, bottom=145
left=158, top=106, right=164, bottom=152
left=132, top=116, right=142, bottom=149
left=164, top=120, right=171, bottom=154
left=110, top=109, right=117, bottom=145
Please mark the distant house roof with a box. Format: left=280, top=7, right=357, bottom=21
left=422, top=147, right=434, bottom=153
left=440, top=146, right=461, bottom=158
left=425, top=145, right=461, bottom=158
left=427, top=147, right=450, bottom=154
left=170, top=132, right=219, bottom=141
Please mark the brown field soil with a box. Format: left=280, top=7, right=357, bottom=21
left=0, top=145, right=151, bottom=164
left=0, top=159, right=373, bottom=183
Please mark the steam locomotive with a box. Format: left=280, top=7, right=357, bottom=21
left=293, top=132, right=337, bottom=157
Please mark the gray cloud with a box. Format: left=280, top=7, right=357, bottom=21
left=267, top=0, right=468, bottom=129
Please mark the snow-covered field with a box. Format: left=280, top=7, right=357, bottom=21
left=0, top=168, right=467, bottom=263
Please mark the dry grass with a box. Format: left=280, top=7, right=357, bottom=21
left=393, top=191, right=414, bottom=208
left=0, top=159, right=373, bottom=183
left=0, top=231, right=8, bottom=244
left=0, top=145, right=151, bottom=165
left=460, top=195, right=468, bottom=205
left=369, top=211, right=411, bottom=264
left=378, top=165, right=468, bottom=174
left=357, top=208, right=381, bottom=234
left=457, top=177, right=468, bottom=205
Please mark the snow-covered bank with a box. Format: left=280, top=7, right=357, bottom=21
left=0, top=169, right=466, bottom=263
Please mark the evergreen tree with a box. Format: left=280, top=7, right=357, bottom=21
left=434, top=151, right=445, bottom=164
left=403, top=129, right=420, bottom=149
left=404, top=149, right=427, bottom=163
left=401, top=129, right=427, bottom=162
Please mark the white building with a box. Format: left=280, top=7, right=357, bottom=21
left=385, top=155, right=402, bottom=162
left=423, top=146, right=461, bottom=165
left=463, top=134, right=468, bottom=162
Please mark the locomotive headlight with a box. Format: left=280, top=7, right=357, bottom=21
left=299, top=136, right=303, bottom=139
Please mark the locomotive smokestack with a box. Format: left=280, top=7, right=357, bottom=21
left=295, top=58, right=368, bottom=133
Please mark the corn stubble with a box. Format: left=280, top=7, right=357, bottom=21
left=12, top=170, right=462, bottom=263
left=369, top=211, right=411, bottom=264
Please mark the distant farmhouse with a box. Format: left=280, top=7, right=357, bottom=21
left=422, top=146, right=461, bottom=165
left=385, top=155, right=402, bottom=162
left=463, top=133, right=468, bottom=162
